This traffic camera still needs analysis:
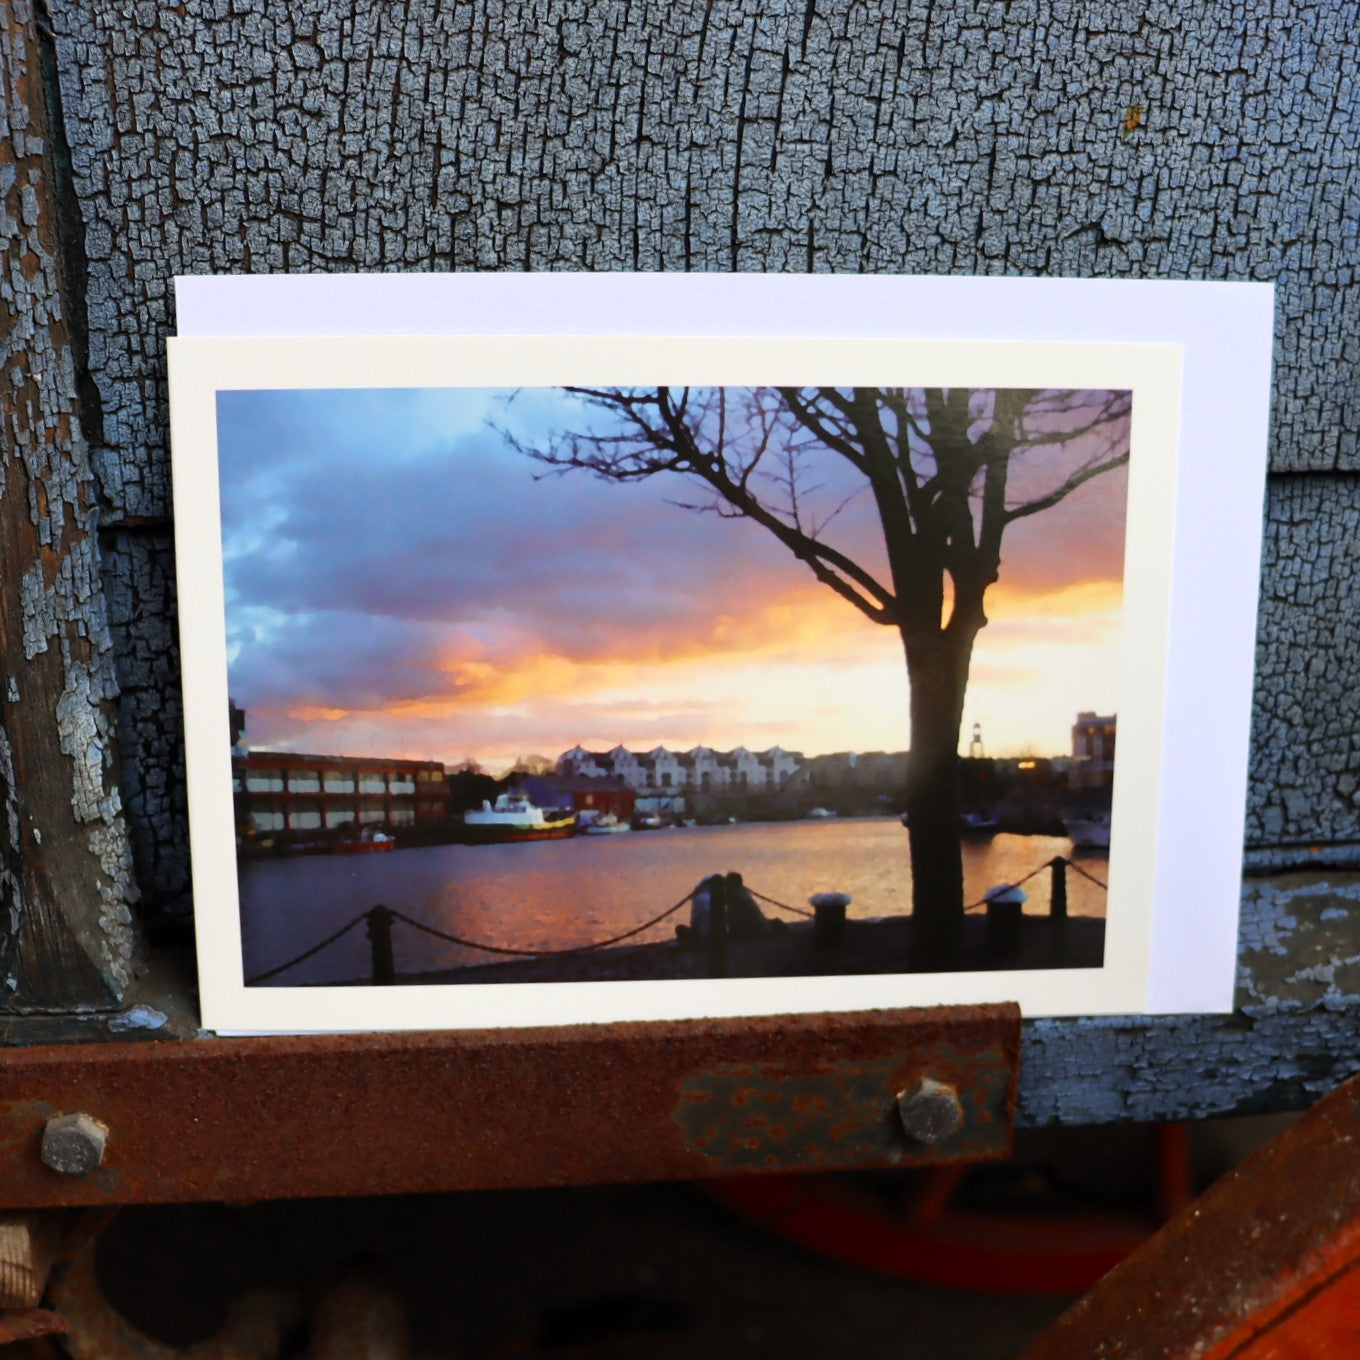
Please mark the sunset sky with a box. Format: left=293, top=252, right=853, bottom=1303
left=218, top=386, right=1129, bottom=772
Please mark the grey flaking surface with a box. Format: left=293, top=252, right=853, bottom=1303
left=101, top=530, right=189, bottom=906
left=1247, top=475, right=1360, bottom=850
left=1019, top=873, right=1360, bottom=1126
left=45, top=0, right=1360, bottom=524
left=1, top=0, right=139, bottom=1002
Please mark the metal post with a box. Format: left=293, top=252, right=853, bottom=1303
left=1050, top=857, right=1068, bottom=920
left=366, top=905, right=396, bottom=985
left=706, top=876, right=728, bottom=978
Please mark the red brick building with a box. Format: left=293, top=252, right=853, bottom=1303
left=234, top=750, right=449, bottom=840
left=521, top=774, right=636, bottom=821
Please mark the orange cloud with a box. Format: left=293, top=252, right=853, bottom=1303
left=281, top=704, right=350, bottom=723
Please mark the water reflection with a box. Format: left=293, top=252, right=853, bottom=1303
left=239, top=818, right=1106, bottom=986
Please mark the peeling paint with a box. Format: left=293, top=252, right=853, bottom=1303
left=1, top=0, right=138, bottom=1008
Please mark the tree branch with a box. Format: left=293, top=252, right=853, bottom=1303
left=1003, top=450, right=1130, bottom=523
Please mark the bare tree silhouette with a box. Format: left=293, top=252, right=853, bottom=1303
left=513, top=386, right=1130, bottom=968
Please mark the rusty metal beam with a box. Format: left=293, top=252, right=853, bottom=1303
left=1021, top=1067, right=1360, bottom=1359
left=0, top=1005, right=1018, bottom=1207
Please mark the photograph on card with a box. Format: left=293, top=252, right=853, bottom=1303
left=218, top=381, right=1129, bottom=989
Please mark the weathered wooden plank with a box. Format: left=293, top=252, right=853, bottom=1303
left=100, top=529, right=188, bottom=918
left=1019, top=870, right=1360, bottom=1126
left=45, top=0, right=1360, bottom=518
left=0, top=0, right=138, bottom=1009
left=1248, top=475, right=1360, bottom=852
left=2, top=0, right=1354, bottom=1149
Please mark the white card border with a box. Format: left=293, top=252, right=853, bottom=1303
left=170, top=329, right=1191, bottom=1032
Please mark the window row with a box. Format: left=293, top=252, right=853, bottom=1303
left=239, top=770, right=429, bottom=795
left=248, top=806, right=420, bottom=832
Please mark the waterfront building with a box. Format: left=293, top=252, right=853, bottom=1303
left=520, top=773, right=636, bottom=822
left=234, top=750, right=449, bottom=837
left=1070, top=712, right=1117, bottom=791
left=637, top=745, right=686, bottom=790
left=761, top=745, right=803, bottom=785
left=678, top=745, right=726, bottom=791
left=555, top=743, right=807, bottom=802
left=800, top=750, right=910, bottom=794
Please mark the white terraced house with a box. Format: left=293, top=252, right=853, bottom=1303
left=556, top=744, right=806, bottom=795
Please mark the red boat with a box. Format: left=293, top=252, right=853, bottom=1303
left=334, top=826, right=397, bottom=854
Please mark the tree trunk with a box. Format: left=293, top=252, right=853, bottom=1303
left=901, top=631, right=972, bottom=970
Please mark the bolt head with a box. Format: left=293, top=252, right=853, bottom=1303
left=896, top=1077, right=964, bottom=1145
left=40, top=1112, right=109, bottom=1176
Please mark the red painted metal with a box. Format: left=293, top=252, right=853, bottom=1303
left=0, top=1308, right=67, bottom=1345
left=1021, top=1069, right=1360, bottom=1358
left=707, top=1173, right=1155, bottom=1295
left=0, top=1005, right=1018, bottom=1207
left=706, top=1121, right=1196, bottom=1295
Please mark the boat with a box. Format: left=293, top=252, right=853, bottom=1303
left=807, top=807, right=837, bottom=819
left=334, top=826, right=397, bottom=854
left=579, top=812, right=631, bottom=836
left=462, top=793, right=579, bottom=843
left=960, top=810, right=1000, bottom=838
left=1064, top=812, right=1112, bottom=850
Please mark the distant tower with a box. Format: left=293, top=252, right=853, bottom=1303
left=969, top=721, right=985, bottom=760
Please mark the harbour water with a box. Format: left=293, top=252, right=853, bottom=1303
left=239, top=817, right=1107, bottom=986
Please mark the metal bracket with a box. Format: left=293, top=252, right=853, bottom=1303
left=0, top=1005, right=1019, bottom=1206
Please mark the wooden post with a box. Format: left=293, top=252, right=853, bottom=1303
left=811, top=893, right=850, bottom=948
left=986, top=897, right=1023, bottom=956
left=366, top=905, right=396, bottom=986
left=706, top=877, right=728, bottom=978
left=985, top=886, right=1026, bottom=957
left=0, top=0, right=139, bottom=1010
left=1050, top=857, right=1069, bottom=920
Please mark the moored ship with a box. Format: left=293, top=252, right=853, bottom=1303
left=1064, top=811, right=1112, bottom=850
left=461, top=792, right=579, bottom=843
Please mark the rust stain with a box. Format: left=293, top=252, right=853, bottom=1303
left=0, top=1007, right=1018, bottom=1205
left=0, top=1307, right=68, bottom=1344
left=677, top=1041, right=1014, bottom=1171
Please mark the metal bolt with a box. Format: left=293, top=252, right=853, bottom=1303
left=40, top=1113, right=109, bottom=1176
left=895, top=1077, right=964, bottom=1145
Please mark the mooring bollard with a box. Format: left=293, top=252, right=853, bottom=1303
left=984, top=884, right=1026, bottom=956
left=366, top=904, right=396, bottom=986
left=810, top=892, right=851, bottom=948
left=706, top=876, right=728, bottom=978
left=1050, top=856, right=1069, bottom=920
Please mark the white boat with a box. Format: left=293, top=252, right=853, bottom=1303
left=1064, top=812, right=1112, bottom=850
left=579, top=813, right=631, bottom=835
left=807, top=807, right=837, bottom=819
left=960, top=811, right=1000, bottom=837
left=462, top=793, right=578, bottom=843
